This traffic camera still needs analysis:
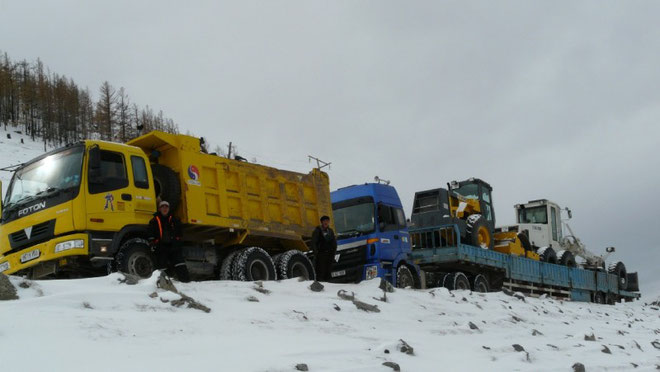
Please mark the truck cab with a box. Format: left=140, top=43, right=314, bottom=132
left=330, top=183, right=418, bottom=287
left=514, top=199, right=563, bottom=250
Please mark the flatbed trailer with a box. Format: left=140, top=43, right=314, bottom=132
left=409, top=224, right=640, bottom=304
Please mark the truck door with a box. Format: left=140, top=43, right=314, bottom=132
left=86, top=148, right=136, bottom=231
left=376, top=203, right=406, bottom=260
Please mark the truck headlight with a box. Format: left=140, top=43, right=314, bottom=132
left=54, top=239, right=84, bottom=253
left=365, top=265, right=378, bottom=280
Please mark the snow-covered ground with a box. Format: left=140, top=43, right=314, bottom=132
left=1, top=273, right=659, bottom=372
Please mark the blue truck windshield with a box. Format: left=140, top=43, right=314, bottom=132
left=333, top=200, right=375, bottom=238
left=5, top=146, right=84, bottom=207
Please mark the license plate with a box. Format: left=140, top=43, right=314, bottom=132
left=20, top=249, right=40, bottom=263
left=331, top=270, right=346, bottom=278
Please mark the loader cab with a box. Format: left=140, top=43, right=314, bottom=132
left=515, top=199, right=563, bottom=249
left=449, top=178, right=496, bottom=229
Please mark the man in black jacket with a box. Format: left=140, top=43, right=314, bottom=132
left=311, top=215, right=337, bottom=281
left=148, top=200, right=190, bottom=282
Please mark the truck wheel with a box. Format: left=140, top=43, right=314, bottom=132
left=538, top=247, right=558, bottom=264
left=466, top=214, right=493, bottom=249
left=472, top=274, right=489, bottom=292
left=396, top=265, right=415, bottom=289
left=558, top=250, right=577, bottom=267
left=444, top=272, right=470, bottom=290
left=232, top=247, right=276, bottom=281
left=593, top=291, right=605, bottom=304
left=116, top=238, right=155, bottom=278
left=608, top=261, right=627, bottom=290
left=219, top=250, right=240, bottom=280
left=151, top=164, right=181, bottom=212
left=275, top=250, right=315, bottom=280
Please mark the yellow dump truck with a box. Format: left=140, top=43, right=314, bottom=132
left=0, top=131, right=332, bottom=280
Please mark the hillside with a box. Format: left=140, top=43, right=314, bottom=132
left=1, top=272, right=659, bottom=372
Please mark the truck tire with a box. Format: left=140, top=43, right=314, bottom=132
left=466, top=214, right=493, bottom=249
left=116, top=238, right=155, bottom=278
left=443, top=272, right=470, bottom=291
left=538, top=247, right=558, bottom=264
left=593, top=291, right=605, bottom=304
left=472, top=274, right=489, bottom=293
left=558, top=250, right=577, bottom=268
left=151, top=164, right=181, bottom=212
left=219, top=250, right=240, bottom=280
left=232, top=247, right=276, bottom=281
left=396, top=265, right=415, bottom=289
left=608, top=261, right=627, bottom=290
left=275, top=250, right=315, bottom=281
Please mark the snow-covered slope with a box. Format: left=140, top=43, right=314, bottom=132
left=2, top=273, right=659, bottom=372
left=0, top=126, right=49, bottom=199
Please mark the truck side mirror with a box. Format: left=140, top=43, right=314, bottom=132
left=88, top=145, right=102, bottom=183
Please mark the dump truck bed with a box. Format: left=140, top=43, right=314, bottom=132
left=128, top=131, right=332, bottom=251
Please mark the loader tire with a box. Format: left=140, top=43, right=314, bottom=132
left=275, top=250, right=315, bottom=281
left=219, top=250, right=240, bottom=280
left=538, top=247, right=558, bottom=264
left=466, top=214, right=493, bottom=250
left=608, top=261, right=627, bottom=290
left=232, top=247, right=276, bottom=281
left=396, top=265, right=415, bottom=289
left=116, top=238, right=155, bottom=278
left=151, top=164, right=181, bottom=212
left=472, top=274, right=490, bottom=293
left=558, top=250, right=577, bottom=268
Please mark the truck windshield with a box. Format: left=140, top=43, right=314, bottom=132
left=332, top=199, right=375, bottom=238
left=5, top=146, right=84, bottom=207
left=518, top=206, right=548, bottom=224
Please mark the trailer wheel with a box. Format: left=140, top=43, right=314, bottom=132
left=466, top=214, right=493, bottom=249
left=558, top=250, right=577, bottom=268
left=472, top=274, right=489, bottom=293
left=275, top=250, right=315, bottom=281
left=116, top=238, right=155, bottom=278
left=396, top=265, right=415, bottom=289
left=593, top=291, right=605, bottom=304
left=232, top=247, right=276, bottom=281
left=538, top=247, right=558, bottom=264
left=608, top=261, right=627, bottom=290
left=151, top=164, right=181, bottom=212
left=444, top=272, right=470, bottom=291
left=219, top=250, right=240, bottom=280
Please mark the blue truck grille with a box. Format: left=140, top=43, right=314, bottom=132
left=329, top=245, right=367, bottom=283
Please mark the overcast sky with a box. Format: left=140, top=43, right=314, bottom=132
left=1, top=1, right=659, bottom=295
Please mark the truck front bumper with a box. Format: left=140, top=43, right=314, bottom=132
left=0, top=233, right=89, bottom=276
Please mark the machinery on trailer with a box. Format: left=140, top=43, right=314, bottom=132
left=408, top=188, right=640, bottom=303
left=0, top=131, right=332, bottom=281
left=498, top=199, right=635, bottom=292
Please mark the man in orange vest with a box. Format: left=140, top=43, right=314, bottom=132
left=149, top=200, right=190, bottom=282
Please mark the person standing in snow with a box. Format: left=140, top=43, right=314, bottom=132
left=310, top=215, right=337, bottom=281
left=149, top=200, right=190, bottom=282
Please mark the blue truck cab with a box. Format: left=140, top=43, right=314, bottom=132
left=329, top=183, right=418, bottom=287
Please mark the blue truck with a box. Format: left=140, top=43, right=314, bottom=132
left=329, top=181, right=640, bottom=304
left=329, top=183, right=419, bottom=287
